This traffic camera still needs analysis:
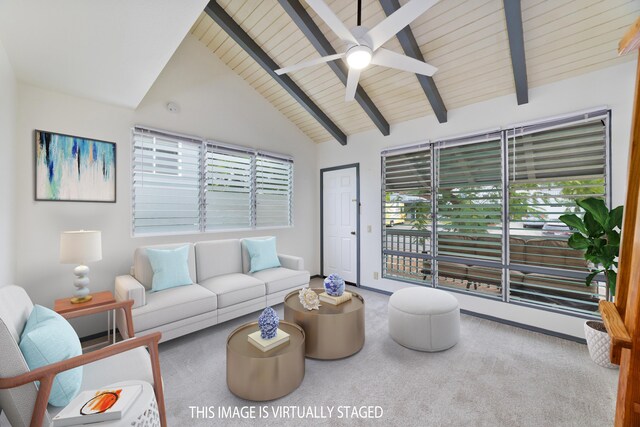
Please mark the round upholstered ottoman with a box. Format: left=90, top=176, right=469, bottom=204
left=388, top=287, right=460, bottom=352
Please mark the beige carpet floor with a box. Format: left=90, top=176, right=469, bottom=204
left=158, top=280, right=618, bottom=427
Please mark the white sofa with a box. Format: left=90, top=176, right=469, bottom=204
left=115, top=237, right=310, bottom=342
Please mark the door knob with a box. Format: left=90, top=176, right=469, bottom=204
left=350, top=231, right=356, bottom=235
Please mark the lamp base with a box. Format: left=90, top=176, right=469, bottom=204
left=70, top=295, right=93, bottom=304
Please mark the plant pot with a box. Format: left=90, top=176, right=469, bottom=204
left=584, top=320, right=617, bottom=369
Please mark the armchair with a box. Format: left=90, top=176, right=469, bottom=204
left=0, top=285, right=167, bottom=427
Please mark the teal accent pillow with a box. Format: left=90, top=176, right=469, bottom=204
left=244, top=238, right=281, bottom=273
left=19, top=305, right=83, bottom=407
left=147, top=245, right=193, bottom=292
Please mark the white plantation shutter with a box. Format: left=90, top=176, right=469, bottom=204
left=131, top=127, right=294, bottom=236
left=378, top=109, right=610, bottom=316
left=434, top=134, right=504, bottom=297
left=205, top=145, right=253, bottom=230
left=436, top=135, right=504, bottom=263
left=381, top=148, right=433, bottom=282
left=506, top=115, right=609, bottom=313
left=132, top=129, right=202, bottom=235
left=256, top=153, right=293, bottom=227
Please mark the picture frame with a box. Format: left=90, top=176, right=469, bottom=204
left=34, top=130, right=117, bottom=203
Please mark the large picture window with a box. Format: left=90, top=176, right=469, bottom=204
left=382, top=110, right=610, bottom=317
left=132, top=127, right=293, bottom=236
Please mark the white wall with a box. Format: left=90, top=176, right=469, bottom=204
left=317, top=60, right=637, bottom=339
left=0, top=38, right=16, bottom=286
left=14, top=35, right=318, bottom=337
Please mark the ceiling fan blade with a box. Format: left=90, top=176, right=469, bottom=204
left=275, top=52, right=345, bottom=75
left=305, top=0, right=358, bottom=45
left=366, top=0, right=439, bottom=50
left=345, top=68, right=361, bottom=101
left=371, top=48, right=437, bottom=76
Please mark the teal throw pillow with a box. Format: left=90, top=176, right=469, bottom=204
left=19, top=305, right=83, bottom=407
left=147, top=245, right=193, bottom=292
left=244, top=238, right=281, bottom=273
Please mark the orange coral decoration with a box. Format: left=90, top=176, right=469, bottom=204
left=80, top=389, right=122, bottom=415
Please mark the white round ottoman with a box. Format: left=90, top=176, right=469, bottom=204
left=388, top=287, right=460, bottom=352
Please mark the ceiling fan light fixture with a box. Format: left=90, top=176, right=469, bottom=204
left=346, top=45, right=372, bottom=69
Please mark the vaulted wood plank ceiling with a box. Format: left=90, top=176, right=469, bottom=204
left=191, top=0, right=639, bottom=144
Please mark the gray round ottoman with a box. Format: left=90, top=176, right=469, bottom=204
left=388, top=287, right=460, bottom=352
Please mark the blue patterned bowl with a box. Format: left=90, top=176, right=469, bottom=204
left=258, top=307, right=279, bottom=339
left=323, top=274, right=345, bottom=296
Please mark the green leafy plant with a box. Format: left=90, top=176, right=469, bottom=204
left=559, top=198, right=623, bottom=296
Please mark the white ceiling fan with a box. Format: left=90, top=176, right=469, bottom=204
left=275, top=0, right=439, bottom=102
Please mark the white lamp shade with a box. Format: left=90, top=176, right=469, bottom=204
left=60, top=230, right=102, bottom=264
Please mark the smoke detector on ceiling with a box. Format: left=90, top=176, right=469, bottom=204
left=166, top=102, right=180, bottom=113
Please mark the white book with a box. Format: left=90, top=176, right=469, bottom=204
left=319, top=291, right=353, bottom=305
left=248, top=328, right=290, bottom=352
left=52, top=384, right=142, bottom=427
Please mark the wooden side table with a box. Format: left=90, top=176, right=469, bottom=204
left=54, top=291, right=117, bottom=349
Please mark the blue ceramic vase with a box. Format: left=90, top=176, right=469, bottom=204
left=258, top=307, right=279, bottom=339
left=323, top=274, right=345, bottom=296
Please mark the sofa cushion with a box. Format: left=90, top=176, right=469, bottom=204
left=146, top=245, right=193, bottom=292
left=437, top=262, right=468, bottom=284
left=240, top=236, right=273, bottom=274
left=243, top=237, right=281, bottom=273
left=194, top=239, right=243, bottom=282
left=524, top=239, right=585, bottom=269
left=134, top=243, right=197, bottom=290
left=250, top=267, right=309, bottom=294
left=0, top=285, right=32, bottom=344
left=438, top=234, right=477, bottom=258
left=200, top=274, right=266, bottom=309
left=80, top=347, right=154, bottom=391
left=509, top=237, right=527, bottom=264
left=19, top=305, right=82, bottom=407
left=133, top=285, right=217, bottom=332
left=467, top=265, right=502, bottom=287
left=475, top=236, right=502, bottom=262
left=508, top=270, right=526, bottom=287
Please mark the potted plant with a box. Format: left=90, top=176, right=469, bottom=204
left=559, top=197, right=623, bottom=368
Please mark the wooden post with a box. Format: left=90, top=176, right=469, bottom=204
left=609, top=16, right=640, bottom=427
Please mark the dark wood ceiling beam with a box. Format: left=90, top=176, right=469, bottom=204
left=204, top=1, right=348, bottom=145
left=278, top=0, right=390, bottom=136
left=503, top=0, right=529, bottom=105
left=378, top=0, right=447, bottom=123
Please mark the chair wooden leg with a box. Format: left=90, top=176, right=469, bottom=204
left=148, top=340, right=167, bottom=427
left=30, top=374, right=54, bottom=427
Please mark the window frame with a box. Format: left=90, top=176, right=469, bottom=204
left=381, top=109, right=612, bottom=319
left=131, top=126, right=294, bottom=237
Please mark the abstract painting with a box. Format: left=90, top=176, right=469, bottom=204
left=35, top=130, right=116, bottom=202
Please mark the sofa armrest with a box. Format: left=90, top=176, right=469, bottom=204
left=278, top=254, right=304, bottom=271
left=115, top=275, right=146, bottom=309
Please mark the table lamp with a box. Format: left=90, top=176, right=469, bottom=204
left=59, top=230, right=102, bottom=304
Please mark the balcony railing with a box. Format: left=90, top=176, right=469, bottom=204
left=383, top=227, right=606, bottom=316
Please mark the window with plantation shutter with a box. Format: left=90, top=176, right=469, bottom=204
left=507, top=115, right=609, bottom=314
left=132, top=129, right=202, bottom=235
left=380, top=109, right=611, bottom=318
left=256, top=154, right=293, bottom=228
left=131, top=126, right=294, bottom=236
left=381, top=147, right=432, bottom=283
left=435, top=135, right=504, bottom=296
left=205, top=146, right=253, bottom=231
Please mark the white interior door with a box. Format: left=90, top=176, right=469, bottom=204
left=323, top=167, right=357, bottom=283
